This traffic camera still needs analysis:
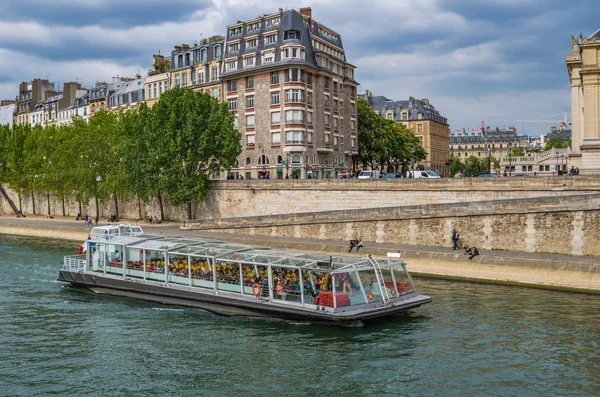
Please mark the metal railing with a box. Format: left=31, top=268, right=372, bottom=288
left=63, top=255, right=86, bottom=272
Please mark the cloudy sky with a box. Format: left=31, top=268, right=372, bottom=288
left=1, top=0, right=598, bottom=135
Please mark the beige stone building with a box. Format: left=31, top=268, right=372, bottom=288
left=16, top=78, right=56, bottom=126
left=221, top=7, right=359, bottom=180
left=361, top=91, right=450, bottom=176
left=567, top=30, right=600, bottom=173
left=169, top=36, right=224, bottom=101
left=450, top=127, right=530, bottom=161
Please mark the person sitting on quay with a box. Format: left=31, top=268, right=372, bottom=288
left=348, top=239, right=357, bottom=252
left=463, top=246, right=472, bottom=255
left=469, top=247, right=479, bottom=260
left=355, top=239, right=364, bottom=252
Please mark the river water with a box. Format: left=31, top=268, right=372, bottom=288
left=0, top=235, right=598, bottom=397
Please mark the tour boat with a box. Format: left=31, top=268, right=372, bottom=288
left=58, top=226, right=432, bottom=323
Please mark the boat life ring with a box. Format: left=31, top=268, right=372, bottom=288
left=252, top=283, right=262, bottom=297
left=367, top=292, right=374, bottom=301
left=391, top=289, right=397, bottom=296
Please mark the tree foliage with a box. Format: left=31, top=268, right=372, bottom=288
left=543, top=136, right=571, bottom=151
left=0, top=88, right=241, bottom=220
left=357, top=97, right=426, bottom=173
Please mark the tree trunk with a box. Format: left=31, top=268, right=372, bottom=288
left=138, top=197, right=142, bottom=220
left=95, top=197, right=99, bottom=218
left=157, top=191, right=165, bottom=221
left=187, top=202, right=192, bottom=220
left=78, top=200, right=82, bottom=217
left=18, top=191, right=22, bottom=213
left=31, top=193, right=36, bottom=215
left=114, top=193, right=119, bottom=219
left=62, top=197, right=66, bottom=217
left=47, top=191, right=51, bottom=216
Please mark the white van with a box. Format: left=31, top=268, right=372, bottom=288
left=406, top=170, right=441, bottom=179
left=358, top=170, right=381, bottom=179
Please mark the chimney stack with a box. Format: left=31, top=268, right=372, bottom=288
left=422, top=98, right=429, bottom=105
left=366, top=90, right=372, bottom=97
left=300, top=7, right=312, bottom=18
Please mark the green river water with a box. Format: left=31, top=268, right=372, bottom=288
left=0, top=235, right=598, bottom=397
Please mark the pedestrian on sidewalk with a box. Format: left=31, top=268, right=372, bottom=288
left=95, top=216, right=99, bottom=226
left=451, top=228, right=460, bottom=250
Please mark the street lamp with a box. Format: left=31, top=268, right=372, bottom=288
left=285, top=153, right=290, bottom=179
left=411, top=147, right=416, bottom=179
left=508, top=143, right=513, bottom=177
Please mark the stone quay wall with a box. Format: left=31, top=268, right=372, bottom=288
left=183, top=193, right=600, bottom=257
left=2, top=176, right=600, bottom=221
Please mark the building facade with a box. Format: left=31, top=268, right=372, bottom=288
left=16, top=79, right=56, bottom=125
left=450, top=127, right=530, bottom=160
left=108, top=76, right=146, bottom=110
left=567, top=30, right=600, bottom=173
left=221, top=7, right=358, bottom=180
left=362, top=91, right=450, bottom=177
left=170, top=37, right=223, bottom=100
left=499, top=147, right=571, bottom=176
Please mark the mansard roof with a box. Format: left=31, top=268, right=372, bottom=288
left=590, top=29, right=600, bottom=39
left=364, top=95, right=448, bottom=125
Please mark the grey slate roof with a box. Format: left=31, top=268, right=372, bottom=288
left=450, top=130, right=529, bottom=144
left=66, top=92, right=89, bottom=110
left=221, top=8, right=346, bottom=78
left=363, top=94, right=448, bottom=125
left=589, top=28, right=600, bottom=39
left=0, top=104, right=16, bottom=126
left=171, top=40, right=224, bottom=71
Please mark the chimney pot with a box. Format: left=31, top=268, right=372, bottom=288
left=300, top=7, right=312, bottom=18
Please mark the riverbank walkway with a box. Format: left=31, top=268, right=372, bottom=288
left=1, top=215, right=598, bottom=293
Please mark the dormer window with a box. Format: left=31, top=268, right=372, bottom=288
left=246, top=38, right=258, bottom=48
left=265, top=16, right=280, bottom=27
left=200, top=48, right=207, bottom=62
left=284, top=30, right=300, bottom=40
left=214, top=45, right=221, bottom=59
left=247, top=22, right=260, bottom=32
left=229, top=43, right=239, bottom=53
left=265, top=34, right=277, bottom=45
left=229, top=26, right=242, bottom=36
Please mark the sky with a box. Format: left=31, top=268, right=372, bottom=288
left=0, top=0, right=599, bottom=136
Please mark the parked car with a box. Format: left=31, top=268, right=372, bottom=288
left=382, top=173, right=397, bottom=179
left=511, top=173, right=533, bottom=177
left=336, top=173, right=352, bottom=179
left=358, top=170, right=381, bottom=179
left=477, top=173, right=497, bottom=178
left=406, top=170, right=441, bottom=179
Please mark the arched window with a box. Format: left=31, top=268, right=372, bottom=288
left=201, top=48, right=207, bottom=62
left=313, top=154, right=317, bottom=164
left=292, top=154, right=301, bottom=164
left=277, top=155, right=283, bottom=164
left=335, top=157, right=338, bottom=165
left=258, top=155, right=269, bottom=165
left=245, top=157, right=251, bottom=166
left=214, top=44, right=221, bottom=59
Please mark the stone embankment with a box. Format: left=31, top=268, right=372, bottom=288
left=1, top=216, right=598, bottom=294
left=182, top=193, right=600, bottom=257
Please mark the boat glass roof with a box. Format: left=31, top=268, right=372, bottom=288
left=90, top=234, right=402, bottom=270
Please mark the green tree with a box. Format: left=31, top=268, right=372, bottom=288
left=5, top=124, right=30, bottom=213
left=449, top=155, right=464, bottom=177
left=510, top=147, right=525, bottom=157
left=543, top=136, right=571, bottom=151
left=153, top=87, right=241, bottom=220
left=357, top=98, right=426, bottom=174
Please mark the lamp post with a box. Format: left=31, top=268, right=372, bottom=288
left=508, top=143, right=512, bottom=176
left=555, top=152, right=559, bottom=176
left=411, top=147, right=416, bottom=179
left=561, top=154, right=565, bottom=177
left=285, top=153, right=290, bottom=179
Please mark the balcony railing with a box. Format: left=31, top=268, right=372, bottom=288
left=286, top=139, right=306, bottom=144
